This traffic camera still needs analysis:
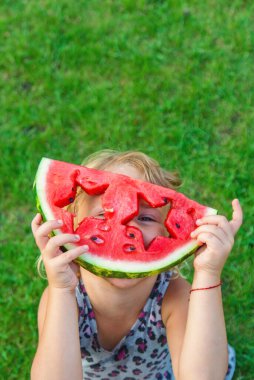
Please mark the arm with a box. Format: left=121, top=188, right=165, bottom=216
left=178, top=272, right=227, bottom=380
left=31, top=287, right=82, bottom=380
left=165, top=199, right=243, bottom=380
left=30, top=214, right=89, bottom=380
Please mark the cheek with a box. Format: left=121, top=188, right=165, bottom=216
left=75, top=206, right=87, bottom=228
left=161, top=224, right=170, bottom=237
left=142, top=225, right=168, bottom=248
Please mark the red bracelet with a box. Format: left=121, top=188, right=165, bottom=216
left=189, top=281, right=222, bottom=294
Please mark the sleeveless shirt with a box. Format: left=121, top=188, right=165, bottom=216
left=76, top=272, right=236, bottom=380
left=76, top=272, right=174, bottom=379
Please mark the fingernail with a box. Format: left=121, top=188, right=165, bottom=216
left=196, top=219, right=201, bottom=225
left=82, top=245, right=89, bottom=250
left=57, top=220, right=63, bottom=225
left=74, top=234, right=80, bottom=241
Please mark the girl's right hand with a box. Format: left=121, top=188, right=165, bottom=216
left=31, top=213, right=89, bottom=291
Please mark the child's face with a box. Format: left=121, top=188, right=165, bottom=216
left=77, top=163, right=169, bottom=244
left=77, top=164, right=169, bottom=286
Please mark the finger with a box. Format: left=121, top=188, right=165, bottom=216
left=31, top=213, right=43, bottom=235
left=52, top=245, right=89, bottom=266
left=34, top=219, right=63, bottom=250
left=194, top=231, right=222, bottom=249
left=229, top=199, right=243, bottom=235
left=191, top=225, right=230, bottom=245
left=43, top=233, right=81, bottom=259
left=196, top=215, right=233, bottom=241
left=194, top=244, right=206, bottom=257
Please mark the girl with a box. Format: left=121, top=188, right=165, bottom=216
left=31, top=150, right=243, bottom=380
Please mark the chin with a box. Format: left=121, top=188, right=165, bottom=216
left=105, top=277, right=144, bottom=289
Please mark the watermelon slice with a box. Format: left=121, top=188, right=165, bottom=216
left=34, top=158, right=217, bottom=278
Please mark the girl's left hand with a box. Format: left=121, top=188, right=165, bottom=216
left=190, top=199, right=243, bottom=276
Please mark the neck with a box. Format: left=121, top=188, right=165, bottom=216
left=80, top=269, right=157, bottom=319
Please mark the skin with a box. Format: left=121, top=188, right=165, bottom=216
left=30, top=164, right=243, bottom=380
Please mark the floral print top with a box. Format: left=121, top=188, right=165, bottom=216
left=76, top=272, right=236, bottom=380
left=76, top=272, right=174, bottom=379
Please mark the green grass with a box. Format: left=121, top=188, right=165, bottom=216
left=0, top=0, right=253, bottom=378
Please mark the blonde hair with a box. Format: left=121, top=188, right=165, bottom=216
left=37, top=149, right=181, bottom=278
left=81, top=149, right=181, bottom=187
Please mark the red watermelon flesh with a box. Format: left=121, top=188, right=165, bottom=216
left=35, top=158, right=217, bottom=278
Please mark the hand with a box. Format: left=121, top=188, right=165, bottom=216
left=31, top=213, right=89, bottom=290
left=190, top=199, right=243, bottom=276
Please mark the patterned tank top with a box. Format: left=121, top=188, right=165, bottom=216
left=76, top=272, right=236, bottom=380
left=76, top=272, right=174, bottom=379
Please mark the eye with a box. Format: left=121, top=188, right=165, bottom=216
left=138, top=215, right=156, bottom=222
left=94, top=212, right=105, bottom=220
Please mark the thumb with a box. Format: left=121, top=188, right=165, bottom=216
left=229, top=199, right=243, bottom=236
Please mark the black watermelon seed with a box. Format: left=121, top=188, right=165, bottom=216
left=90, top=236, right=98, bottom=241
left=175, top=223, right=181, bottom=229
left=69, top=197, right=74, bottom=203
left=129, top=245, right=136, bottom=251
left=163, top=197, right=169, bottom=204
left=128, top=233, right=135, bottom=238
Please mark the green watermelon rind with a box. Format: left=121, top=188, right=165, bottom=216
left=74, top=245, right=199, bottom=279
left=34, top=157, right=218, bottom=279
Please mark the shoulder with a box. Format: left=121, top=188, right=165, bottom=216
left=161, top=274, right=191, bottom=326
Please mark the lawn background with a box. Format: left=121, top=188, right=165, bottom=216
left=0, top=0, right=253, bottom=378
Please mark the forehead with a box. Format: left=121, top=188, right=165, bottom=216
left=105, top=163, right=145, bottom=181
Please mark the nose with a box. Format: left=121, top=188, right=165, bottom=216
left=126, top=219, right=150, bottom=249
